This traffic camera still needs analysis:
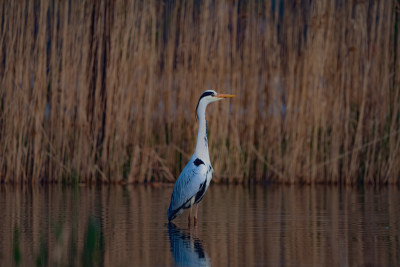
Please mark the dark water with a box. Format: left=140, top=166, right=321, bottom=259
left=0, top=184, right=399, bottom=266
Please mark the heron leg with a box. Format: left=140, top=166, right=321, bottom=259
left=188, top=205, right=193, bottom=227
left=194, top=204, right=199, bottom=225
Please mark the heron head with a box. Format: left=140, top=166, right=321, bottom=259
left=195, top=90, right=235, bottom=119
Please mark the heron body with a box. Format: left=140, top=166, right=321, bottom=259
left=167, top=90, right=234, bottom=224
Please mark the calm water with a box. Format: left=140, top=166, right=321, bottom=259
left=0, top=184, right=399, bottom=266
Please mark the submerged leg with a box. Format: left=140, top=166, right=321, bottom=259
left=194, top=204, right=199, bottom=225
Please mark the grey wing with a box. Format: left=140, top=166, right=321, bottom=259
left=167, top=162, right=207, bottom=221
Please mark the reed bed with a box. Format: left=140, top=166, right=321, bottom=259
left=0, top=0, right=399, bottom=184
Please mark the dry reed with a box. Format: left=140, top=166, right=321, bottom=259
left=0, top=0, right=399, bottom=184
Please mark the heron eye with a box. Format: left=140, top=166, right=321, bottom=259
left=212, top=93, right=215, bottom=96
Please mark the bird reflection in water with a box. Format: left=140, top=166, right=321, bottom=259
left=167, top=223, right=211, bottom=267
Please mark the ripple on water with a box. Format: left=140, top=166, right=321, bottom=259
left=0, top=184, right=399, bottom=266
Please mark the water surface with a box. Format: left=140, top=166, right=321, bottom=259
left=0, top=184, right=399, bottom=266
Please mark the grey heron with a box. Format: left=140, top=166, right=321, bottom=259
left=167, top=90, right=235, bottom=225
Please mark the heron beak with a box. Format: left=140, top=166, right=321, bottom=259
left=215, top=93, right=235, bottom=99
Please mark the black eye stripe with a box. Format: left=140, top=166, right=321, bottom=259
left=195, top=91, right=215, bottom=119
left=199, top=91, right=214, bottom=99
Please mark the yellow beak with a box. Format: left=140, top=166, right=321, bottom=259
left=215, top=93, right=235, bottom=98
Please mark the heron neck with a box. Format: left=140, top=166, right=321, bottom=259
left=194, top=105, right=210, bottom=162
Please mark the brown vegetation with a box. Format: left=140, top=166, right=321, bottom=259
left=0, top=0, right=399, bottom=184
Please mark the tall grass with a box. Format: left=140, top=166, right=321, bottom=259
left=0, top=0, right=399, bottom=184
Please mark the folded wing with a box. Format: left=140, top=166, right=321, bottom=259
left=167, top=160, right=207, bottom=221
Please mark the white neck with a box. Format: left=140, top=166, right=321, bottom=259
left=194, top=101, right=210, bottom=162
